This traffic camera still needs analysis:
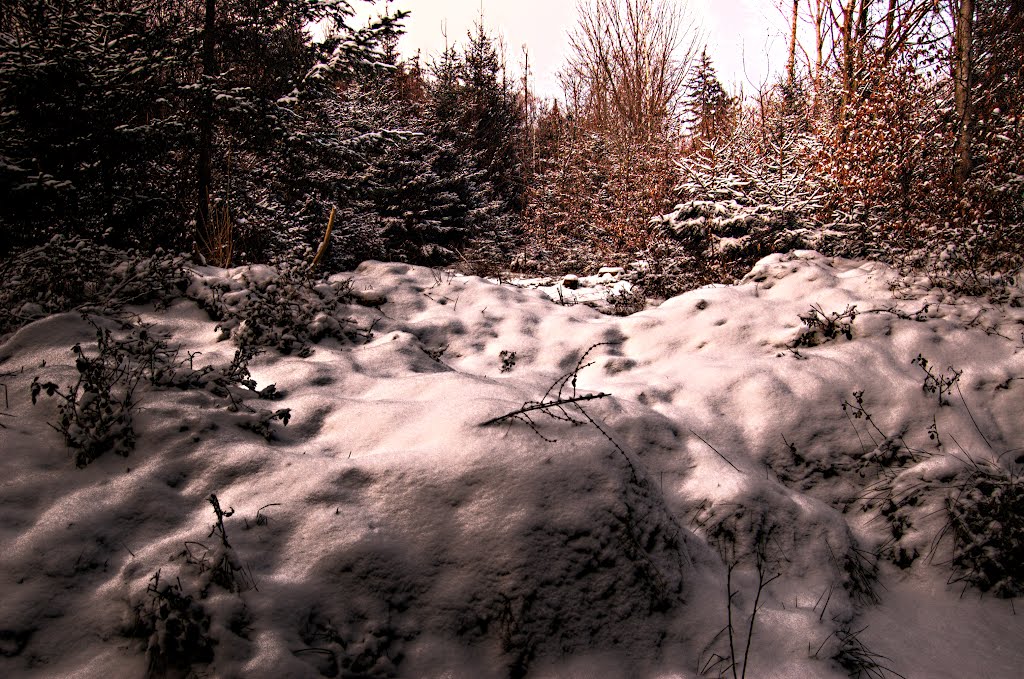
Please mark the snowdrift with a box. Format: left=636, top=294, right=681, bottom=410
left=1, top=252, right=1022, bottom=678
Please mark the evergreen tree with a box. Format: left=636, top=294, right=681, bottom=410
left=684, top=49, right=736, bottom=146
left=0, top=1, right=187, bottom=251
left=428, top=23, right=526, bottom=214
left=0, top=0, right=405, bottom=261
left=461, top=22, right=526, bottom=212
left=332, top=58, right=490, bottom=267
left=185, top=0, right=405, bottom=262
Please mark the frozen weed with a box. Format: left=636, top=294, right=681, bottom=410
left=30, top=317, right=288, bottom=465
left=793, top=304, right=858, bottom=348
left=702, top=522, right=783, bottom=679
left=253, top=503, right=281, bottom=527
left=605, top=286, right=646, bottom=316
left=936, top=459, right=1024, bottom=597
left=911, top=355, right=962, bottom=406
left=811, top=625, right=905, bottom=679
left=481, top=343, right=636, bottom=478
left=842, top=383, right=1023, bottom=593
left=841, top=391, right=929, bottom=468
left=237, top=407, right=292, bottom=441
left=499, top=350, right=517, bottom=373
left=30, top=324, right=141, bottom=466
left=128, top=570, right=215, bottom=678
left=182, top=494, right=257, bottom=595
left=827, top=540, right=880, bottom=606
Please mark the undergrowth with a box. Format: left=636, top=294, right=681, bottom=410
left=841, top=358, right=1024, bottom=597
left=794, top=305, right=858, bottom=347
left=811, top=625, right=906, bottom=679
left=129, top=495, right=256, bottom=677
left=187, top=252, right=358, bottom=356
left=30, top=323, right=141, bottom=466
left=0, top=235, right=187, bottom=336
left=129, top=570, right=215, bottom=678
left=31, top=317, right=288, bottom=466
left=182, top=494, right=258, bottom=595
left=937, top=457, right=1024, bottom=598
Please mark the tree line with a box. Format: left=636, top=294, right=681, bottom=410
left=0, top=0, right=524, bottom=270
left=1, top=0, right=1020, bottom=293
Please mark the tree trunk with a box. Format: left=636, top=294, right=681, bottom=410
left=953, top=0, right=974, bottom=187
left=196, top=0, right=216, bottom=245
left=811, top=0, right=826, bottom=114
left=855, top=0, right=871, bottom=81
left=883, top=0, right=897, bottom=58
left=839, top=0, right=857, bottom=127
left=787, top=0, right=799, bottom=86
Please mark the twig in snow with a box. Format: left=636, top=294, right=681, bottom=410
left=690, top=429, right=741, bottom=472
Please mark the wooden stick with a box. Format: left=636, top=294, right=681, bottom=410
left=310, top=206, right=336, bottom=270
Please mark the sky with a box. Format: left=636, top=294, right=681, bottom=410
left=356, top=0, right=791, bottom=100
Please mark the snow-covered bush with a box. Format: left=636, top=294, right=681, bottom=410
left=943, top=461, right=1024, bottom=598
left=626, top=238, right=717, bottom=299
left=793, top=304, right=859, bottom=347
left=0, top=235, right=188, bottom=336
left=654, top=199, right=807, bottom=266
left=188, top=253, right=357, bottom=356
left=128, top=571, right=215, bottom=678
left=30, top=326, right=140, bottom=467
left=30, top=315, right=291, bottom=466
left=651, top=133, right=823, bottom=287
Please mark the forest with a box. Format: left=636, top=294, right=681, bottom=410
left=1, top=2, right=1023, bottom=679
left=1, top=0, right=1020, bottom=297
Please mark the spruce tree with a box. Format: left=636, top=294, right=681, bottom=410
left=0, top=0, right=405, bottom=261
left=684, top=50, right=736, bottom=146
left=0, top=1, right=186, bottom=251
left=332, top=55, right=490, bottom=267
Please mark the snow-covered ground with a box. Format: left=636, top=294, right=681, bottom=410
left=1, top=251, right=1022, bottom=678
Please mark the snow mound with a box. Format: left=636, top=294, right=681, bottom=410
left=1, top=251, right=1023, bottom=678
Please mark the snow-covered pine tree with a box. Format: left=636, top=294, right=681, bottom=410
left=0, top=1, right=187, bottom=251
left=683, top=49, right=737, bottom=146
left=960, top=0, right=1024, bottom=280
left=422, top=23, right=527, bottom=270
left=328, top=51, right=491, bottom=268
left=183, top=0, right=406, bottom=264
left=657, top=86, right=824, bottom=277
left=0, top=0, right=407, bottom=263
left=459, top=21, right=526, bottom=214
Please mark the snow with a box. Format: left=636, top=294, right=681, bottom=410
left=1, top=251, right=1023, bottom=678
left=506, top=266, right=637, bottom=308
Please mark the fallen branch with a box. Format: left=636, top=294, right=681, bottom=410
left=480, top=392, right=611, bottom=427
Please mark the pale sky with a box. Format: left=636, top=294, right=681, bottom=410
left=357, top=0, right=790, bottom=99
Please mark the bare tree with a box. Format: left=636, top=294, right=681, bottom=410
left=953, top=0, right=974, bottom=186
left=788, top=0, right=800, bottom=86
left=561, top=0, right=700, bottom=145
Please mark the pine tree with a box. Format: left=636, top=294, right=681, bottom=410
left=332, top=58, right=490, bottom=267
left=0, top=1, right=187, bottom=251
left=185, top=0, right=406, bottom=261
left=959, top=0, right=1024, bottom=270
left=461, top=22, right=526, bottom=213
left=0, top=0, right=406, bottom=261
left=684, top=49, right=736, bottom=146
left=428, top=23, right=526, bottom=214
